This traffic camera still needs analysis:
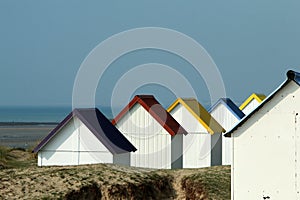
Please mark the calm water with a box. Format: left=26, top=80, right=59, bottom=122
left=0, top=106, right=72, bottom=123
left=0, top=106, right=115, bottom=123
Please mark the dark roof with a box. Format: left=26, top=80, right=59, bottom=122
left=33, top=108, right=137, bottom=154
left=208, top=98, right=245, bottom=120
left=225, top=70, right=300, bottom=137
left=287, top=70, right=300, bottom=85
left=112, top=95, right=188, bottom=136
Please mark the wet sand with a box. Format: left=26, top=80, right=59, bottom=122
left=0, top=123, right=57, bottom=148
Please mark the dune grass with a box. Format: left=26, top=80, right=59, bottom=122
left=0, top=146, right=36, bottom=169
left=181, top=165, right=231, bottom=200
left=0, top=146, right=231, bottom=199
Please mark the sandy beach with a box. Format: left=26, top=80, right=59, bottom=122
left=0, top=123, right=57, bottom=148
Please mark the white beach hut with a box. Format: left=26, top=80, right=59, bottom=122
left=112, top=95, right=187, bottom=169
left=208, top=98, right=245, bottom=165
left=33, top=108, right=136, bottom=167
left=167, top=98, right=225, bottom=169
left=239, top=93, right=266, bottom=115
left=225, top=70, right=300, bottom=200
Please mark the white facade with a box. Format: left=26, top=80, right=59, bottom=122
left=38, top=116, right=130, bottom=166
left=240, top=99, right=261, bottom=115
left=231, top=81, right=300, bottom=200
left=170, top=103, right=222, bottom=168
left=115, top=104, right=172, bottom=169
left=210, top=103, right=242, bottom=165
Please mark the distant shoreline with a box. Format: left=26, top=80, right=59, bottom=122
left=0, top=122, right=59, bottom=126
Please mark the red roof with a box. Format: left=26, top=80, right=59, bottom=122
left=112, top=95, right=187, bottom=136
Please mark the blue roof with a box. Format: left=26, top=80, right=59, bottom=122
left=225, top=70, right=300, bottom=137
left=208, top=98, right=245, bottom=120
left=33, top=108, right=137, bottom=154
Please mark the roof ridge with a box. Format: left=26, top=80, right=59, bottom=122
left=208, top=98, right=245, bottom=120
left=287, top=70, right=300, bottom=85
left=225, top=69, right=300, bottom=137
left=33, top=108, right=136, bottom=154
left=168, top=98, right=226, bottom=134
left=239, top=93, right=266, bottom=110
left=136, top=94, right=155, bottom=98
left=180, top=97, right=197, bottom=101
left=112, top=95, right=188, bottom=136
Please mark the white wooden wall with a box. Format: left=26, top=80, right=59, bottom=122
left=232, top=81, right=300, bottom=200
left=115, top=104, right=171, bottom=169
left=210, top=103, right=240, bottom=165
left=241, top=99, right=260, bottom=115
left=170, top=104, right=220, bottom=168
left=38, top=117, right=115, bottom=166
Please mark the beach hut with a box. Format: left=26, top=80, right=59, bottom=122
left=239, top=93, right=266, bottom=115
left=208, top=98, right=245, bottom=165
left=167, top=98, right=225, bottom=168
left=225, top=70, right=300, bottom=200
left=33, top=108, right=136, bottom=167
left=112, top=95, right=187, bottom=169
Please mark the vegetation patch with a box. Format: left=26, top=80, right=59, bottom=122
left=181, top=166, right=231, bottom=200
left=65, top=182, right=102, bottom=200
left=106, top=173, right=174, bottom=199
left=0, top=146, right=230, bottom=199
left=0, top=146, right=36, bottom=169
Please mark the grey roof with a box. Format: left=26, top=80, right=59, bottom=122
left=225, top=70, right=300, bottom=137
left=33, top=108, right=137, bottom=154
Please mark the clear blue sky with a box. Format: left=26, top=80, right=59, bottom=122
left=0, top=1, right=300, bottom=111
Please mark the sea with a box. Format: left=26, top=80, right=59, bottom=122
left=0, top=106, right=72, bottom=123
left=0, top=106, right=113, bottom=149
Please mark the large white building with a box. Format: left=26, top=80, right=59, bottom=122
left=33, top=108, right=136, bottom=166
left=225, top=70, right=300, bottom=200
left=112, top=95, right=187, bottom=169
left=208, top=98, right=245, bottom=165
left=167, top=98, right=225, bottom=168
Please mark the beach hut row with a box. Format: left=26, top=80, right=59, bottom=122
left=33, top=81, right=266, bottom=168
left=33, top=69, right=300, bottom=199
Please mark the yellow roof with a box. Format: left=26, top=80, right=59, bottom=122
left=239, top=93, right=266, bottom=110
left=167, top=98, right=226, bottom=134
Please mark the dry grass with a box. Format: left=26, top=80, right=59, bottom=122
left=0, top=164, right=175, bottom=199
left=0, top=146, right=36, bottom=169
left=180, top=166, right=231, bottom=200
left=0, top=147, right=230, bottom=199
